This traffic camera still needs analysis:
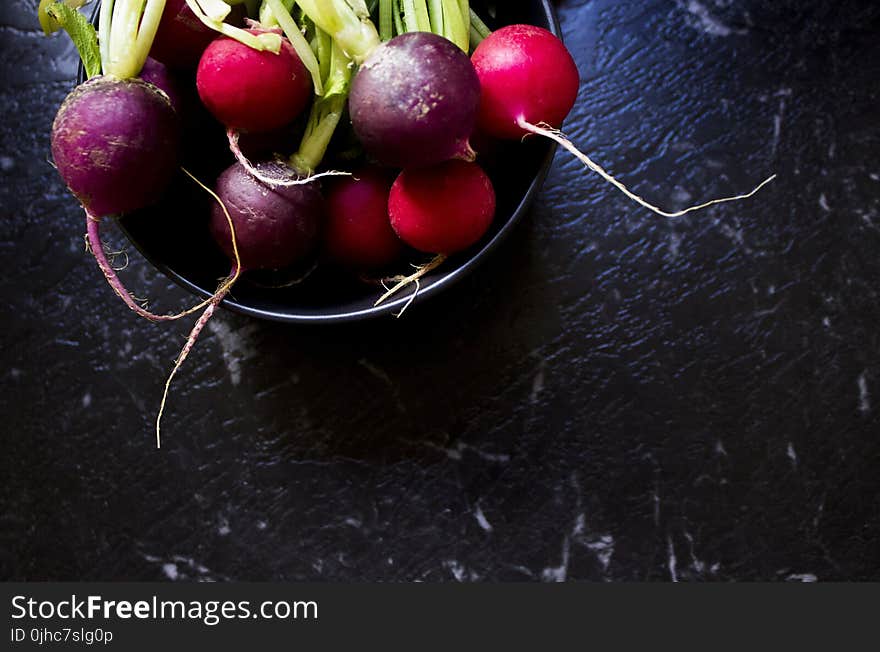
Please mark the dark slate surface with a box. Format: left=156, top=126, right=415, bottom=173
left=2, top=0, right=879, bottom=581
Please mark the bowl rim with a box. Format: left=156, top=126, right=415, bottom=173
left=82, top=0, right=562, bottom=324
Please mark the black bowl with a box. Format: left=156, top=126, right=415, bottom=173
left=82, top=1, right=561, bottom=323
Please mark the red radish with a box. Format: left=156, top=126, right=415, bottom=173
left=150, top=0, right=224, bottom=69
left=472, top=25, right=775, bottom=217
left=375, top=160, right=495, bottom=308
left=324, top=167, right=402, bottom=269
left=196, top=32, right=312, bottom=133
left=472, top=24, right=579, bottom=141
left=389, top=160, right=496, bottom=255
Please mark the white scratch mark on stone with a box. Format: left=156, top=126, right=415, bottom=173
left=473, top=504, right=493, bottom=533
left=822, top=317, right=831, bottom=328
left=671, top=187, right=693, bottom=204
left=530, top=362, right=546, bottom=404
left=425, top=441, right=510, bottom=463
left=144, top=553, right=217, bottom=580
left=667, top=536, right=679, bottom=582
left=653, top=490, right=661, bottom=526
left=683, top=531, right=705, bottom=573
left=217, top=517, right=231, bottom=537
left=682, top=0, right=746, bottom=36
left=573, top=513, right=585, bottom=537
left=870, top=173, right=879, bottom=182
left=715, top=439, right=727, bottom=456
left=344, top=517, right=362, bottom=528
left=256, top=520, right=268, bottom=530
left=786, top=442, right=798, bottom=467
left=857, top=372, right=870, bottom=413
left=0, top=155, right=14, bottom=172
left=162, top=563, right=179, bottom=581
left=584, top=535, right=615, bottom=571
left=787, top=573, right=818, bottom=582
left=668, top=231, right=682, bottom=260
left=207, top=319, right=257, bottom=386
left=818, top=193, right=831, bottom=211
left=82, top=392, right=92, bottom=408
left=541, top=536, right=570, bottom=582
left=444, top=560, right=479, bottom=581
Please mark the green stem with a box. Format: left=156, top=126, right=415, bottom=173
left=401, top=0, right=428, bottom=32
left=101, top=0, right=167, bottom=79
left=427, top=0, right=443, bottom=34
left=258, top=0, right=293, bottom=26
left=97, top=0, right=113, bottom=69
left=469, top=7, right=490, bottom=38
left=440, top=0, right=467, bottom=51
left=263, top=0, right=324, bottom=95
left=184, top=0, right=282, bottom=52
left=294, top=0, right=380, bottom=63
left=392, top=0, right=405, bottom=35
left=290, top=38, right=352, bottom=173
left=378, top=0, right=393, bottom=41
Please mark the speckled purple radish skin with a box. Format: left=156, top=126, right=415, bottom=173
left=209, top=162, right=324, bottom=271
left=349, top=32, right=480, bottom=168
left=51, top=76, right=180, bottom=217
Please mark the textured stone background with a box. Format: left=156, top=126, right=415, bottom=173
left=1, top=0, right=878, bottom=581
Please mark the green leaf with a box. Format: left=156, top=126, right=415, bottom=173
left=43, top=3, right=102, bottom=79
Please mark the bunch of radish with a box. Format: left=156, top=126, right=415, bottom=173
left=40, top=0, right=773, bottom=446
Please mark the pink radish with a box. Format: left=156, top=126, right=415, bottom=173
left=472, top=25, right=775, bottom=217
left=196, top=31, right=312, bottom=133
left=375, top=160, right=496, bottom=309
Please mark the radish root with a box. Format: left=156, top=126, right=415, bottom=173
left=227, top=128, right=350, bottom=187
left=85, top=167, right=243, bottom=324
left=86, top=213, right=178, bottom=322
left=374, top=254, right=447, bottom=309
left=154, top=168, right=243, bottom=449
left=517, top=118, right=776, bottom=218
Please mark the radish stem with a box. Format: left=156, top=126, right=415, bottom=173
left=185, top=0, right=282, bottom=52
left=293, top=0, right=380, bottom=63
left=379, top=0, right=393, bottom=41
left=264, top=0, right=324, bottom=95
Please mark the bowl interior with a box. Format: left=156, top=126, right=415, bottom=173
left=107, top=1, right=560, bottom=323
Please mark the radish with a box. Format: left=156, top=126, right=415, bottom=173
left=138, top=56, right=184, bottom=114
left=376, top=159, right=495, bottom=308
left=349, top=31, right=480, bottom=168
left=389, top=160, right=495, bottom=255
left=285, top=2, right=481, bottom=169
left=208, top=161, right=324, bottom=271
left=324, top=167, right=402, bottom=269
left=154, top=160, right=323, bottom=443
left=150, top=0, right=227, bottom=69
left=196, top=31, right=312, bottom=133
left=472, top=24, right=775, bottom=217
left=47, top=0, right=197, bottom=322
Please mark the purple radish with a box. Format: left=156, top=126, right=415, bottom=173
left=155, top=161, right=324, bottom=444
left=209, top=161, right=324, bottom=271
left=52, top=77, right=178, bottom=217
left=349, top=32, right=480, bottom=168
left=139, top=57, right=184, bottom=114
